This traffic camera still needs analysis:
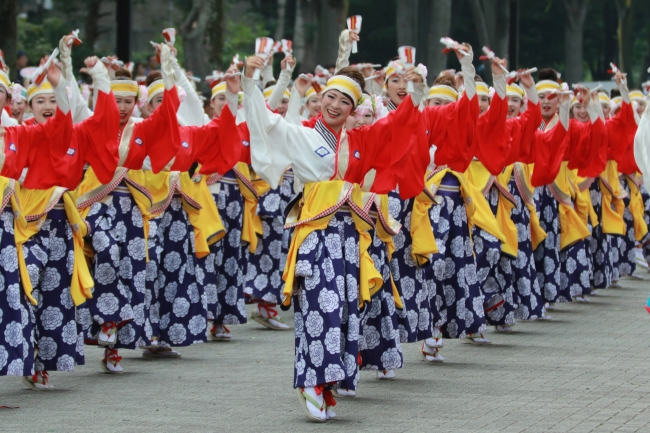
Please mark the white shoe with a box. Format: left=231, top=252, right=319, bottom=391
left=582, top=295, right=591, bottom=303
left=611, top=280, right=622, bottom=288
left=463, top=333, right=492, bottom=345
left=630, top=272, right=645, bottom=280
left=100, top=349, right=124, bottom=374
left=334, top=387, right=356, bottom=398
left=251, top=308, right=291, bottom=330
left=420, top=342, right=444, bottom=362
left=536, top=314, right=553, bottom=321
left=297, top=387, right=326, bottom=422
left=325, top=408, right=337, bottom=419
left=495, top=325, right=513, bottom=332
left=22, top=371, right=54, bottom=390
left=574, top=296, right=585, bottom=303
left=635, top=248, right=649, bottom=269
left=377, top=369, right=396, bottom=380
left=141, top=347, right=182, bottom=358
left=590, top=289, right=600, bottom=296
left=97, top=323, right=118, bottom=346
left=546, top=303, right=557, bottom=311
left=424, top=337, right=443, bottom=349
left=210, top=324, right=232, bottom=341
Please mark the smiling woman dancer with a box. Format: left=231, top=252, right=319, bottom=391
left=242, top=47, right=423, bottom=420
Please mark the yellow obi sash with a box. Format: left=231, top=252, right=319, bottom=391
left=16, top=186, right=93, bottom=306
left=233, top=162, right=264, bottom=254
left=369, top=193, right=404, bottom=310
left=622, top=173, right=649, bottom=241
left=467, top=161, right=518, bottom=257
left=145, top=170, right=225, bottom=259
left=179, top=173, right=226, bottom=257
left=597, top=161, right=626, bottom=236
left=509, top=163, right=547, bottom=251
left=282, top=181, right=382, bottom=309
left=548, top=162, right=591, bottom=250
left=576, top=176, right=598, bottom=227
left=409, top=172, right=439, bottom=267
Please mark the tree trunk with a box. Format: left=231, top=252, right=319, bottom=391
left=206, top=0, right=225, bottom=68
left=396, top=0, right=418, bottom=47
left=296, top=0, right=319, bottom=72
left=275, top=0, right=287, bottom=41
left=426, top=0, right=452, bottom=80
left=614, top=0, right=635, bottom=85
left=293, top=0, right=305, bottom=64
left=468, top=0, right=490, bottom=50
left=483, top=0, right=509, bottom=58
left=85, top=0, right=104, bottom=48
left=180, top=0, right=213, bottom=88
left=562, top=0, right=589, bottom=84
left=0, top=0, right=18, bottom=80
left=315, top=0, right=348, bottom=69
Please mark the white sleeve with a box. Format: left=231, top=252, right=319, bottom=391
left=160, top=45, right=176, bottom=91
left=460, top=50, right=476, bottom=100
left=524, top=84, right=538, bottom=105
left=587, top=96, right=599, bottom=124
left=618, top=79, right=630, bottom=104
left=261, top=62, right=275, bottom=88
left=335, top=30, right=352, bottom=73
left=559, top=99, right=569, bottom=130
left=635, top=105, right=650, bottom=192
left=59, top=37, right=92, bottom=123
left=243, top=75, right=336, bottom=187
left=172, top=57, right=208, bottom=126
left=268, top=66, right=293, bottom=111
left=367, top=79, right=384, bottom=97
left=243, top=75, right=293, bottom=188
left=226, top=88, right=238, bottom=117
left=54, top=78, right=71, bottom=115
left=285, top=87, right=304, bottom=126
left=493, top=73, right=506, bottom=99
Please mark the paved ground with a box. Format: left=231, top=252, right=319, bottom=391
left=2, top=276, right=650, bottom=433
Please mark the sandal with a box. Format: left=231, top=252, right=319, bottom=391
left=98, top=322, right=118, bottom=346
left=22, top=371, right=54, bottom=391
left=100, top=348, right=124, bottom=374
left=296, top=387, right=326, bottom=422
left=251, top=303, right=291, bottom=330
left=210, top=324, right=232, bottom=341
left=420, top=342, right=444, bottom=363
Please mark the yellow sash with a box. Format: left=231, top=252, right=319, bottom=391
left=623, top=174, right=649, bottom=241
left=409, top=173, right=439, bottom=267
left=179, top=173, right=226, bottom=258
left=282, top=181, right=382, bottom=309
left=510, top=163, right=547, bottom=250
left=15, top=187, right=93, bottom=306
left=550, top=162, right=591, bottom=250
left=598, top=161, right=626, bottom=236
left=234, top=163, right=264, bottom=253
left=466, top=161, right=518, bottom=257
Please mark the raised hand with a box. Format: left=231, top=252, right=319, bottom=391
left=244, top=56, right=266, bottom=79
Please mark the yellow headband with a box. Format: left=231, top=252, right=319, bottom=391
left=324, top=75, right=362, bottom=107
left=211, top=82, right=226, bottom=100
left=629, top=90, right=645, bottom=102
left=506, top=84, right=525, bottom=99
left=263, top=86, right=291, bottom=101
left=570, top=96, right=580, bottom=108
left=0, top=71, right=9, bottom=93
left=476, top=82, right=489, bottom=97
left=598, top=93, right=611, bottom=104
left=611, top=96, right=622, bottom=107
left=536, top=80, right=561, bottom=94
left=147, top=80, right=164, bottom=103
left=427, top=84, right=458, bottom=102
left=305, top=87, right=317, bottom=99
left=384, top=61, right=404, bottom=82
left=110, top=80, right=138, bottom=97
left=27, top=80, right=54, bottom=102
